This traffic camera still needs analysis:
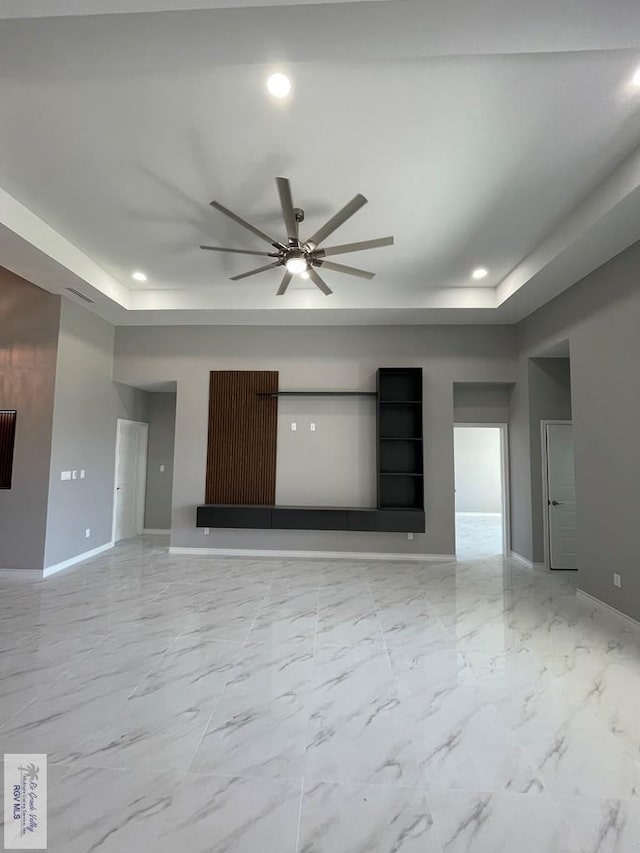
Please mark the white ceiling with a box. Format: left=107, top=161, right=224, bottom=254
left=1, top=1, right=640, bottom=325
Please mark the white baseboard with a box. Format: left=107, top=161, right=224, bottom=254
left=143, top=528, right=170, bottom=534
left=43, top=541, right=114, bottom=578
left=169, top=546, right=455, bottom=563
left=577, top=589, right=640, bottom=630
left=509, top=551, right=545, bottom=570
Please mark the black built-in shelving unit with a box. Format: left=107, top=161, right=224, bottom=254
left=197, top=367, right=425, bottom=533
left=377, top=368, right=424, bottom=511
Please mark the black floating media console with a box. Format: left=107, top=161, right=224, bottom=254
left=197, top=367, right=425, bottom=534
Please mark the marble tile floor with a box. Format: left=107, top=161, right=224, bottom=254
left=2, top=536, right=640, bottom=851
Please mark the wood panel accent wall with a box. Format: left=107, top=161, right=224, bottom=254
left=0, top=410, right=17, bottom=489
left=205, top=371, right=278, bottom=504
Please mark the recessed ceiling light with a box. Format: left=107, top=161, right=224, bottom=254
left=132, top=271, right=147, bottom=282
left=471, top=267, right=488, bottom=280
left=632, top=67, right=640, bottom=88
left=267, top=73, right=291, bottom=99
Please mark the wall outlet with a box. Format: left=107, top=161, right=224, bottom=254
left=80, top=469, right=86, bottom=479
left=85, top=528, right=91, bottom=539
left=203, top=527, right=210, bottom=535
left=291, top=422, right=297, bottom=431
left=160, top=464, right=165, bottom=473
left=310, top=422, right=316, bottom=432
left=407, top=532, right=414, bottom=540
left=614, top=573, right=622, bottom=588
left=61, top=470, right=72, bottom=481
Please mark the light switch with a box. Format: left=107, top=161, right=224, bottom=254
left=291, top=422, right=297, bottom=431
left=85, top=528, right=91, bottom=538
left=80, top=469, right=86, bottom=479
left=160, top=464, right=165, bottom=473
left=72, top=470, right=78, bottom=480
left=310, top=422, right=316, bottom=432
left=61, top=470, right=72, bottom=481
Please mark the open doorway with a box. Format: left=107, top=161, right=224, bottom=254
left=454, top=424, right=509, bottom=559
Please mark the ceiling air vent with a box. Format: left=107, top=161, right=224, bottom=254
left=66, top=287, right=94, bottom=304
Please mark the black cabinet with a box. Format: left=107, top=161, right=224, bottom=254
left=196, top=505, right=271, bottom=529
left=377, top=369, right=424, bottom=511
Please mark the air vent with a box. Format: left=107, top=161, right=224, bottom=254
left=66, top=287, right=94, bottom=304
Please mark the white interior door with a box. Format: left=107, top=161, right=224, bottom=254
left=114, top=420, right=148, bottom=542
left=545, top=422, right=578, bottom=570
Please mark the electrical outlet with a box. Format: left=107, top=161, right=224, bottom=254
left=407, top=532, right=414, bottom=540
left=61, top=470, right=72, bottom=481
left=614, top=573, right=622, bottom=588
left=204, top=527, right=210, bottom=535
left=310, top=422, right=316, bottom=432
left=291, top=422, right=297, bottom=431
left=85, top=528, right=91, bottom=539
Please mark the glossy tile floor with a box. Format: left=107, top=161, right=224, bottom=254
left=2, top=537, right=640, bottom=851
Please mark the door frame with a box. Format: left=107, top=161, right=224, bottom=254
left=540, top=419, right=572, bottom=571
left=112, top=418, right=149, bottom=543
left=453, top=423, right=511, bottom=556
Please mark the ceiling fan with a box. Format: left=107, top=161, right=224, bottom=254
left=200, top=177, right=393, bottom=296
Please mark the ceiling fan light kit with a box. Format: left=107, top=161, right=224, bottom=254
left=200, top=177, right=394, bottom=296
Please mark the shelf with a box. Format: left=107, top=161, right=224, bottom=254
left=257, top=391, right=376, bottom=398
left=380, top=472, right=423, bottom=477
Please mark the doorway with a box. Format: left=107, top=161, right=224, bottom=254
left=454, top=424, right=510, bottom=558
left=113, top=419, right=149, bottom=542
left=542, top=420, right=578, bottom=570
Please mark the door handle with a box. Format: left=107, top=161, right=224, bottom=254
left=550, top=500, right=563, bottom=506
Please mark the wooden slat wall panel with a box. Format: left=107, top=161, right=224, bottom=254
left=0, top=410, right=17, bottom=489
left=205, top=371, right=278, bottom=504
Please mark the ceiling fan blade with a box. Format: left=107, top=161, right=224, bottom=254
left=276, top=177, right=298, bottom=241
left=210, top=200, right=284, bottom=249
left=306, top=194, right=368, bottom=248
left=308, top=266, right=333, bottom=296
left=315, top=260, right=374, bottom=280
left=229, top=262, right=281, bottom=281
left=200, top=245, right=278, bottom=257
left=276, top=271, right=293, bottom=296
left=314, top=236, right=394, bottom=257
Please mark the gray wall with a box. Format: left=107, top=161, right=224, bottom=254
left=453, top=382, right=512, bottom=424
left=0, top=268, right=60, bottom=570
left=144, top=392, right=176, bottom=530
left=114, top=325, right=518, bottom=556
left=44, top=299, right=148, bottom=567
left=517, top=238, right=640, bottom=619
left=275, top=396, right=376, bottom=508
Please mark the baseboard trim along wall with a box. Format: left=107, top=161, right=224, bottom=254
left=43, top=541, right=115, bottom=578
left=169, top=546, right=455, bottom=562
left=577, top=589, right=640, bottom=630
left=143, top=528, right=170, bottom=534
left=509, top=550, right=545, bottom=570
